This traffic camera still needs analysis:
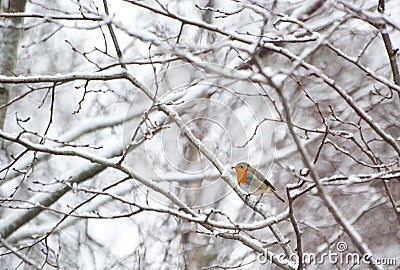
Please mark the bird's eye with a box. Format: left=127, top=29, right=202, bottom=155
left=240, top=165, right=244, bottom=168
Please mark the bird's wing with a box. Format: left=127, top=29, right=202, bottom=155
left=263, top=178, right=277, bottom=191
left=254, top=170, right=277, bottom=191
left=254, top=169, right=285, bottom=203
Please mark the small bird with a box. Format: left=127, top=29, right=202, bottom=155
left=232, top=162, right=285, bottom=203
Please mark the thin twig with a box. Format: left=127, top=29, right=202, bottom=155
left=377, top=0, right=400, bottom=88
left=286, top=186, right=303, bottom=270
left=103, top=0, right=126, bottom=69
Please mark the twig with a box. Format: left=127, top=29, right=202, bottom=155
left=377, top=0, right=400, bottom=88
left=286, top=186, right=303, bottom=270
left=102, top=0, right=126, bottom=69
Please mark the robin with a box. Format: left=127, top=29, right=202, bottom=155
left=232, top=162, right=285, bottom=203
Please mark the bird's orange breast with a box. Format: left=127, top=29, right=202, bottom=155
left=235, top=168, right=248, bottom=185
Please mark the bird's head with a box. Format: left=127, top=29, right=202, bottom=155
left=231, top=162, right=250, bottom=170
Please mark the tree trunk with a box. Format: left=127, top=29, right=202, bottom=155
left=0, top=0, right=27, bottom=147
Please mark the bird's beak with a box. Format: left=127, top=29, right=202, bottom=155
left=231, top=166, right=235, bottom=169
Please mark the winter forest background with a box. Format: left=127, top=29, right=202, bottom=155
left=0, top=0, right=399, bottom=269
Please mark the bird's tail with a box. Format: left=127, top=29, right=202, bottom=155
left=272, top=189, right=285, bottom=203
